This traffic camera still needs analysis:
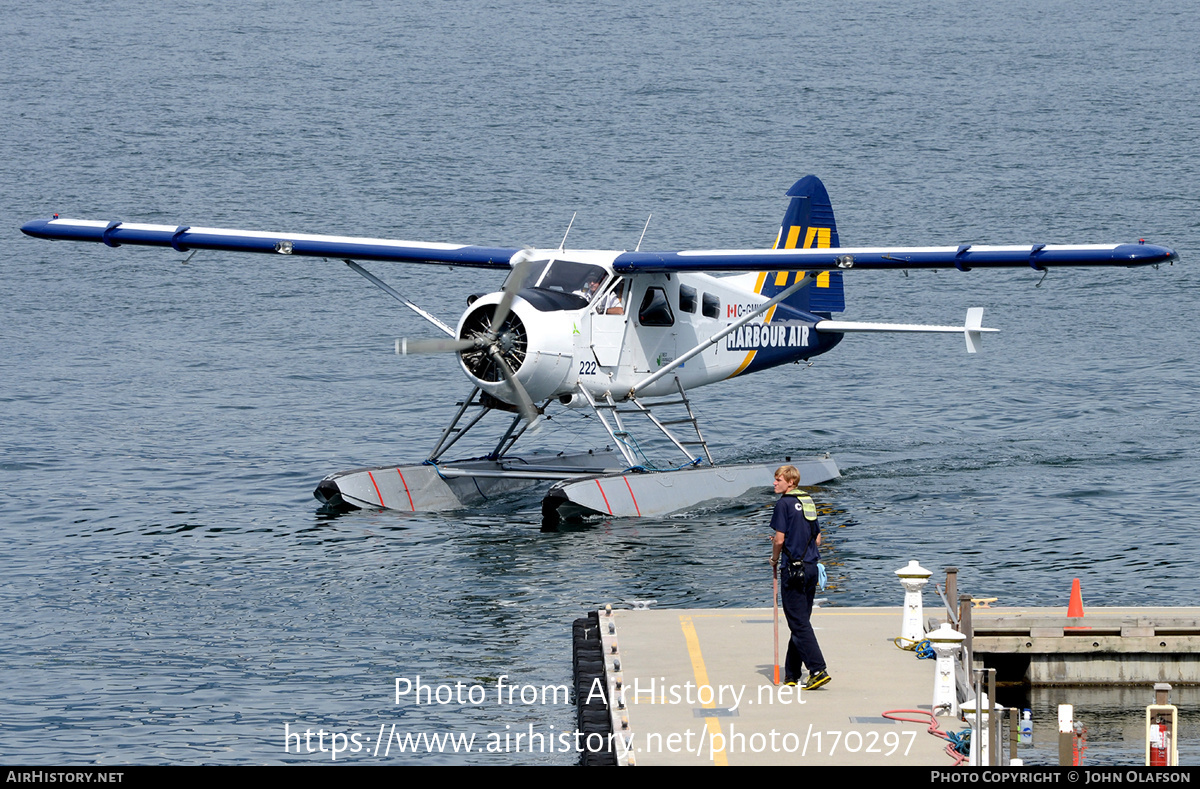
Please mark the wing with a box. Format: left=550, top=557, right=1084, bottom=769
left=21, top=217, right=1179, bottom=272
left=614, top=242, right=1178, bottom=273
left=615, top=175, right=1176, bottom=272
left=19, top=217, right=520, bottom=269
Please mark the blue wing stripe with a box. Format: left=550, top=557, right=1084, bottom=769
left=23, top=218, right=1178, bottom=272
left=21, top=218, right=520, bottom=269
left=613, top=244, right=1177, bottom=272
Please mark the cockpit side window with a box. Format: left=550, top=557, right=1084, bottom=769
left=595, top=277, right=626, bottom=315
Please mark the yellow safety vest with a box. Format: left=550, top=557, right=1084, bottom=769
left=786, top=490, right=817, bottom=521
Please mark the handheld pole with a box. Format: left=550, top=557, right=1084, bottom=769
left=773, top=563, right=780, bottom=685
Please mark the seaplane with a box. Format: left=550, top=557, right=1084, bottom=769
left=21, top=176, right=1178, bottom=525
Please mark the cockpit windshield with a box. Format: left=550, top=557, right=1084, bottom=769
left=504, top=260, right=550, bottom=291
left=501, top=259, right=612, bottom=310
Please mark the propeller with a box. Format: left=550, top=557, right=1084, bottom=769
left=397, top=248, right=542, bottom=425
left=395, top=337, right=476, bottom=355
left=490, top=346, right=539, bottom=425
left=489, top=249, right=537, bottom=331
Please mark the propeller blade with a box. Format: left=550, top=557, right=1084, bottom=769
left=491, top=249, right=538, bottom=332
left=489, top=347, right=540, bottom=425
left=396, top=337, right=475, bottom=355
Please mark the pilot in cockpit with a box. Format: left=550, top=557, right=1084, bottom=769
left=599, top=279, right=625, bottom=315
left=578, top=273, right=605, bottom=302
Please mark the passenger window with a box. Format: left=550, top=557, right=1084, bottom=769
left=638, top=287, right=675, bottom=327
left=702, top=292, right=720, bottom=319
left=678, top=284, right=697, bottom=313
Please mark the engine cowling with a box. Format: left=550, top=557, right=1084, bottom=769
left=456, top=294, right=577, bottom=404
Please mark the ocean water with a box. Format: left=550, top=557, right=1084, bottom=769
left=2, top=0, right=1198, bottom=766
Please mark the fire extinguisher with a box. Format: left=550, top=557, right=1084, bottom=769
left=1150, top=716, right=1170, bottom=767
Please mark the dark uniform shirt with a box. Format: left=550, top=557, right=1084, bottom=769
left=771, top=491, right=820, bottom=564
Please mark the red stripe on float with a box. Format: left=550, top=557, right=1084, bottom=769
left=367, top=471, right=384, bottom=507
left=623, top=477, right=641, bottom=516
left=595, top=480, right=612, bottom=515
left=396, top=469, right=415, bottom=512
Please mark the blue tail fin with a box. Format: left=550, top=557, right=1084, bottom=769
left=759, top=175, right=845, bottom=315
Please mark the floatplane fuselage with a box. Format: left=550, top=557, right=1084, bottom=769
left=456, top=257, right=844, bottom=406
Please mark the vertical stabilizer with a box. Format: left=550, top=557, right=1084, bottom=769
left=761, top=175, right=845, bottom=315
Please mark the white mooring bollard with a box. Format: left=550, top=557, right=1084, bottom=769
left=895, top=560, right=932, bottom=644
left=926, top=622, right=966, bottom=717
left=962, top=692, right=1003, bottom=766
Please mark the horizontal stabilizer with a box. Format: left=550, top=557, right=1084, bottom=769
left=815, top=308, right=998, bottom=354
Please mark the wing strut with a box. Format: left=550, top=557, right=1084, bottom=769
left=344, top=260, right=456, bottom=337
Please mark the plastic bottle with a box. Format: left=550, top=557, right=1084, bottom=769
left=1019, top=709, right=1033, bottom=744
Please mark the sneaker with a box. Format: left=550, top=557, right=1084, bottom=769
left=802, top=670, right=831, bottom=691
left=784, top=677, right=798, bottom=687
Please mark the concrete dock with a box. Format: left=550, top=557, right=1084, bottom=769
left=968, top=606, right=1200, bottom=685
left=592, top=606, right=959, bottom=766
left=581, top=603, right=1200, bottom=766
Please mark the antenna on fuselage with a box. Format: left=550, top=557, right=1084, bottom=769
left=635, top=214, right=652, bottom=252
left=558, top=213, right=577, bottom=254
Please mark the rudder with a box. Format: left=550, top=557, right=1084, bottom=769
left=761, top=175, right=845, bottom=315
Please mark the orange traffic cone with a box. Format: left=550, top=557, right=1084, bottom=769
left=1067, top=578, right=1084, bottom=618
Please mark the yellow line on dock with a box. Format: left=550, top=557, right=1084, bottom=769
left=679, top=615, right=728, bottom=766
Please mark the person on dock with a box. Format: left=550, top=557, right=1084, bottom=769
left=769, top=465, right=831, bottom=690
